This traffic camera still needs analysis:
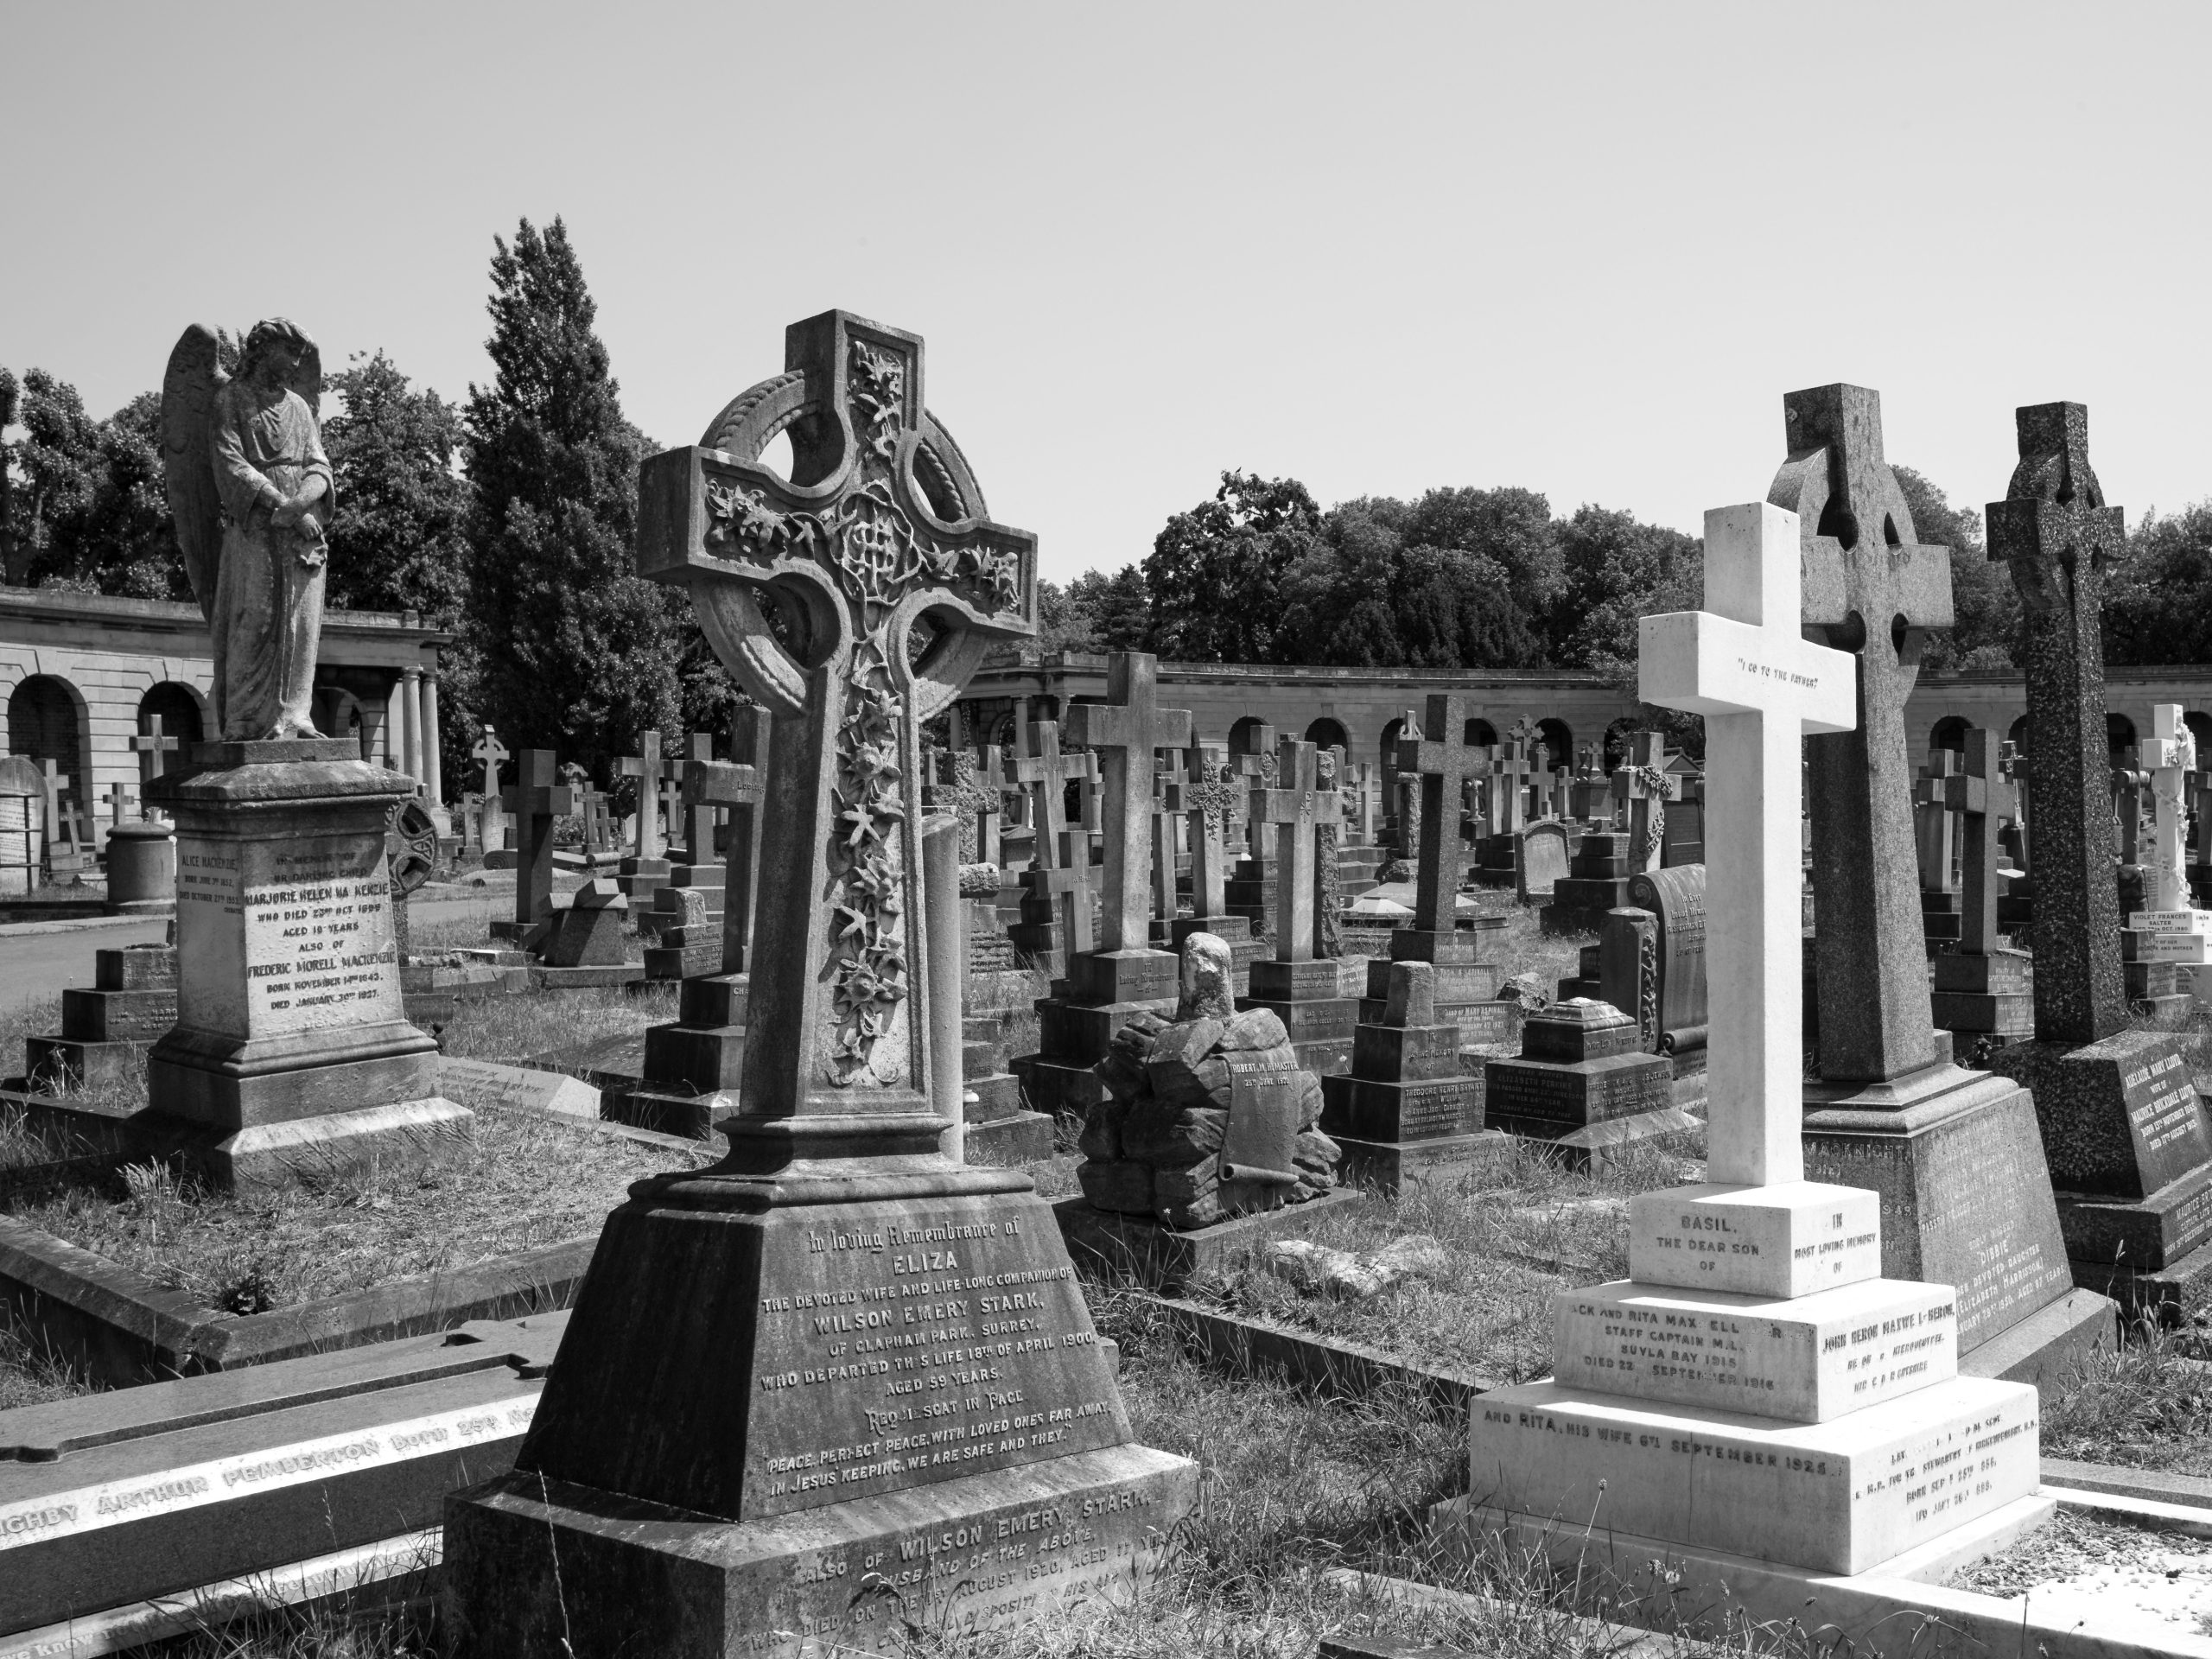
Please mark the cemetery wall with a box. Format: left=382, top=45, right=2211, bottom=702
left=966, top=650, right=2212, bottom=773
left=0, top=587, right=449, bottom=843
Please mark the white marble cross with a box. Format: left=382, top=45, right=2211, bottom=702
left=2142, top=702, right=2198, bottom=917
left=1640, top=503, right=1855, bottom=1185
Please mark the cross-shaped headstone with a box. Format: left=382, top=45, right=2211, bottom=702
left=974, top=744, right=1007, bottom=866
left=638, top=309, right=1034, bottom=1113
left=1014, top=720, right=1097, bottom=874
left=1611, top=732, right=1680, bottom=874
left=1774, top=384, right=1955, bottom=1081
left=1147, top=750, right=1183, bottom=935
left=1987, top=404, right=2128, bottom=1043
left=676, top=733, right=720, bottom=865
left=1913, top=749, right=1966, bottom=893
left=1943, top=728, right=2015, bottom=958
left=1395, top=693, right=1491, bottom=935
left=1231, top=725, right=1277, bottom=861
left=684, top=705, right=772, bottom=975
left=39, top=760, right=64, bottom=844
left=1250, top=736, right=1343, bottom=963
left=2141, top=704, right=2198, bottom=917
left=500, top=748, right=575, bottom=935
left=131, top=716, right=179, bottom=789
left=1999, top=740, right=2030, bottom=868
left=102, top=780, right=131, bottom=828
left=1065, top=652, right=1193, bottom=955
left=473, top=728, right=511, bottom=852
left=658, top=765, right=688, bottom=857
left=1172, top=745, right=1239, bottom=923
left=1642, top=501, right=1856, bottom=1184
left=618, top=730, right=668, bottom=861
left=1493, top=723, right=1534, bottom=836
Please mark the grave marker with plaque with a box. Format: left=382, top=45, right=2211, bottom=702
left=445, top=311, right=1193, bottom=1657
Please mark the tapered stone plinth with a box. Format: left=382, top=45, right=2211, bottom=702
left=139, top=740, right=469, bottom=1189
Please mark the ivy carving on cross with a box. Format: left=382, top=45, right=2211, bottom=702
left=638, top=310, right=1034, bottom=1135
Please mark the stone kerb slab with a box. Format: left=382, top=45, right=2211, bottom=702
left=0, top=1313, right=561, bottom=1639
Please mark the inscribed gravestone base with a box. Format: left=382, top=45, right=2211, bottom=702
left=1981, top=407, right=2212, bottom=1307
left=1461, top=500, right=2040, bottom=1580
left=442, top=311, right=1192, bottom=1659
left=1773, top=386, right=2098, bottom=1374
left=135, top=737, right=472, bottom=1192
left=1319, top=958, right=1505, bottom=1192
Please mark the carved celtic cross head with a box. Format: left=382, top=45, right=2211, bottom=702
left=639, top=310, right=1037, bottom=715
left=1770, top=384, right=1954, bottom=674
left=1986, top=402, right=2126, bottom=621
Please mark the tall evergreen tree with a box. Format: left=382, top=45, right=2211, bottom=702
left=463, top=217, right=682, bottom=779
left=324, top=352, right=471, bottom=622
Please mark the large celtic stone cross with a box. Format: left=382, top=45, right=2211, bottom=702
left=639, top=311, right=1034, bottom=1148
left=1986, top=403, right=2130, bottom=1044
left=1770, top=384, right=1955, bottom=1083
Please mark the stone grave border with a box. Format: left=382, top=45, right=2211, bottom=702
left=1433, top=1482, right=2212, bottom=1658
left=0, top=1078, right=700, bottom=1385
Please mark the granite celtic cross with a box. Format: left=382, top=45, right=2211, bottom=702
left=1770, top=384, right=1955, bottom=1083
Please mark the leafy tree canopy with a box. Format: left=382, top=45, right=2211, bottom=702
left=322, top=351, right=471, bottom=624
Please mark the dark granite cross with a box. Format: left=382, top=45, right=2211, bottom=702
left=1986, top=403, right=2129, bottom=1045
left=1913, top=749, right=1965, bottom=893
left=1147, top=751, right=1183, bottom=934
left=638, top=309, right=1034, bottom=1130
left=1065, top=653, right=1192, bottom=955
left=1250, top=736, right=1342, bottom=962
left=683, top=705, right=770, bottom=976
left=1232, top=724, right=1277, bottom=860
left=1943, top=728, right=2014, bottom=958
left=1771, top=384, right=1955, bottom=1082
left=501, top=748, right=574, bottom=936
left=1014, top=718, right=1097, bottom=958
left=677, top=733, right=720, bottom=866
left=1396, top=694, right=1490, bottom=935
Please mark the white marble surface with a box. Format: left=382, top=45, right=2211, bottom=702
left=1554, top=1275, right=1957, bottom=1422
left=1629, top=1180, right=1882, bottom=1297
left=1470, top=1374, right=2040, bottom=1576
left=1638, top=503, right=1854, bottom=1185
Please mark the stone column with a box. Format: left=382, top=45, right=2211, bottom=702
left=397, top=668, right=423, bottom=785
left=421, top=676, right=443, bottom=806
left=923, top=811, right=966, bottom=1162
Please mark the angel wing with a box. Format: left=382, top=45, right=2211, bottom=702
left=161, top=325, right=226, bottom=623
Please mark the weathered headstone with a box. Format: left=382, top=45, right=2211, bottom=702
left=1929, top=727, right=2034, bottom=1045
left=1984, top=413, right=2212, bottom=1313
left=1241, top=736, right=1357, bottom=1076
left=1611, top=731, right=1680, bottom=875
left=608, top=705, right=772, bottom=1136
left=1166, top=740, right=1264, bottom=994
left=2118, top=703, right=2202, bottom=1027
left=1224, top=722, right=1281, bottom=935
left=1782, top=387, right=2097, bottom=1371
left=1365, top=694, right=1514, bottom=1045
left=470, top=728, right=510, bottom=853
left=1006, top=718, right=1096, bottom=975
left=492, top=749, right=571, bottom=948
left=540, top=877, right=627, bottom=969
left=446, top=309, right=1194, bottom=1655
left=1019, top=653, right=1191, bottom=1116
left=22, top=943, right=178, bottom=1096
left=1541, top=826, right=1635, bottom=935
left=1465, top=498, right=2041, bottom=1579
left=130, top=715, right=181, bottom=821
left=1320, top=957, right=1502, bottom=1190
left=1512, top=818, right=1570, bottom=904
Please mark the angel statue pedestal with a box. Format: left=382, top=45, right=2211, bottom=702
left=139, top=318, right=469, bottom=1189
left=138, top=739, right=472, bottom=1190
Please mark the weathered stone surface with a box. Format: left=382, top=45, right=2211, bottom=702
left=541, top=893, right=628, bottom=969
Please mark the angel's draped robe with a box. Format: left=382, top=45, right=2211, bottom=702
left=208, top=382, right=333, bottom=741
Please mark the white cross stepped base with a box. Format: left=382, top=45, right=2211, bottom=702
left=1465, top=503, right=2039, bottom=1578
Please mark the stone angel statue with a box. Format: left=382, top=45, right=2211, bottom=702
left=162, top=318, right=333, bottom=742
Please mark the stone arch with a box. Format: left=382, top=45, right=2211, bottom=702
left=2007, top=714, right=2031, bottom=757
left=2108, top=711, right=2138, bottom=764
left=1929, top=715, right=1969, bottom=758
left=139, top=682, right=207, bottom=750
left=1463, top=717, right=1498, bottom=748
left=1536, top=717, right=1573, bottom=770
left=6, top=672, right=89, bottom=812
left=1303, top=716, right=1349, bottom=755
left=1379, top=715, right=1407, bottom=787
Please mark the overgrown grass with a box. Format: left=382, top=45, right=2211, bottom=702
left=436, top=982, right=676, bottom=1067
left=0, top=1313, right=91, bottom=1409
left=2044, top=1313, right=2212, bottom=1475
left=0, top=990, right=60, bottom=1083
left=1177, top=1134, right=1703, bottom=1383
left=16, top=1107, right=709, bottom=1314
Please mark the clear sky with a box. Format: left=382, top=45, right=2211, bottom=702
left=6, top=3, right=2209, bottom=583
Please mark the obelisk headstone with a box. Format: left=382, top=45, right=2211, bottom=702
left=1782, top=385, right=2101, bottom=1376
left=445, top=310, right=1193, bottom=1657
